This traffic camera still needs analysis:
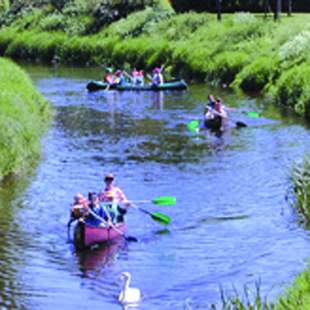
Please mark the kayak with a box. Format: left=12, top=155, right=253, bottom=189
left=204, top=115, right=223, bottom=131
left=73, top=221, right=127, bottom=250
left=86, top=79, right=188, bottom=92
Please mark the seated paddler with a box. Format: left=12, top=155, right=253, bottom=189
left=68, top=192, right=89, bottom=227
left=99, top=173, right=130, bottom=224
left=84, top=192, right=110, bottom=227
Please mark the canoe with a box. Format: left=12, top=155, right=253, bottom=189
left=73, top=221, right=127, bottom=250
left=204, top=115, right=223, bottom=131
left=86, top=79, right=188, bottom=92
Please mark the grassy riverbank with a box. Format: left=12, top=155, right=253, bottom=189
left=0, top=7, right=310, bottom=118
left=0, top=57, right=51, bottom=179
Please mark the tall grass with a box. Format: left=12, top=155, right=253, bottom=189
left=0, top=57, right=51, bottom=179
left=290, top=156, right=310, bottom=222
left=210, top=282, right=274, bottom=310
left=275, top=265, right=310, bottom=310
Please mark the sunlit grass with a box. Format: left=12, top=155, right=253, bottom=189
left=0, top=57, right=51, bottom=179
left=290, top=156, right=310, bottom=222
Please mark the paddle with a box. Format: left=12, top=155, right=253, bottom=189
left=88, top=208, right=138, bottom=242
left=131, top=204, right=171, bottom=225
left=187, top=120, right=200, bottom=133
left=131, top=196, right=176, bottom=206
left=242, top=111, right=260, bottom=118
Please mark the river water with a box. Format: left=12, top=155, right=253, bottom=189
left=1, top=64, right=310, bottom=309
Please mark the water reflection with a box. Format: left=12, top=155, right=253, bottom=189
left=151, top=91, right=164, bottom=110
left=76, top=240, right=127, bottom=274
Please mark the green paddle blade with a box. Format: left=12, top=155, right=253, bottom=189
left=152, top=196, right=176, bottom=206
left=245, top=111, right=260, bottom=118
left=150, top=212, right=171, bottom=225
left=187, top=120, right=199, bottom=132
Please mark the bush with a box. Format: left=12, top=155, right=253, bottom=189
left=208, top=51, right=249, bottom=85
left=271, top=64, right=310, bottom=117
left=0, top=57, right=51, bottom=179
left=39, top=13, right=66, bottom=31
left=233, top=55, right=280, bottom=92
left=279, top=30, right=310, bottom=62
left=290, top=155, right=310, bottom=223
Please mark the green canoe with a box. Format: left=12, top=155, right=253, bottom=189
left=86, top=80, right=188, bottom=92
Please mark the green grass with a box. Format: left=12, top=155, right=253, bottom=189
left=290, top=156, right=310, bottom=223
left=0, top=57, right=51, bottom=179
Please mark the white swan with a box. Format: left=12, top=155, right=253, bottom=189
left=118, top=272, right=141, bottom=306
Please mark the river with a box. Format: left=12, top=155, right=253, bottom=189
left=1, top=64, right=310, bottom=309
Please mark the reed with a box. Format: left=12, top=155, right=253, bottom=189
left=290, top=156, right=310, bottom=222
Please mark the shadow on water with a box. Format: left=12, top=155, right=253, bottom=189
left=0, top=174, right=35, bottom=309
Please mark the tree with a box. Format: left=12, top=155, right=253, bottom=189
left=216, top=0, right=221, bottom=21
left=274, top=0, right=282, bottom=20
left=287, top=0, right=292, bottom=16
left=263, top=0, right=271, bottom=17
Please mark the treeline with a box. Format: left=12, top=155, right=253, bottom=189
left=169, top=0, right=310, bottom=13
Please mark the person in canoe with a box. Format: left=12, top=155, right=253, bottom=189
left=131, top=68, right=139, bottom=84
left=151, top=67, right=164, bottom=87
left=114, top=69, right=127, bottom=86
left=204, top=96, right=228, bottom=131
left=68, top=192, right=89, bottom=228
left=98, top=173, right=130, bottom=224
left=84, top=192, right=112, bottom=227
left=103, top=67, right=115, bottom=85
left=136, top=70, right=144, bottom=86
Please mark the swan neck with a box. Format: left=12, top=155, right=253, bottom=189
left=123, top=277, right=131, bottom=290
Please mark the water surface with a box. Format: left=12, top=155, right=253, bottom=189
left=1, top=64, right=310, bottom=309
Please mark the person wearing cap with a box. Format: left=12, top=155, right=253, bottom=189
left=99, top=173, right=129, bottom=224
left=151, top=67, right=164, bottom=87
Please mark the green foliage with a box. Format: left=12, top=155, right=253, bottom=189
left=275, top=265, right=310, bottom=310
left=270, top=64, right=310, bottom=117
left=233, top=56, right=280, bottom=92
left=99, top=4, right=174, bottom=38
left=38, top=13, right=66, bottom=31
left=0, top=57, right=51, bottom=179
left=210, top=281, right=274, bottom=309
left=0, top=27, right=17, bottom=54
left=279, top=30, right=310, bottom=63
left=209, top=51, right=249, bottom=85
left=290, top=155, right=310, bottom=223
left=155, top=12, right=210, bottom=41
left=0, top=0, right=9, bottom=11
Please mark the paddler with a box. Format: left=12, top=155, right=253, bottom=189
left=99, top=173, right=130, bottom=224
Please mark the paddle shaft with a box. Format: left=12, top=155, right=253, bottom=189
left=88, top=208, right=137, bottom=242
left=205, top=107, right=247, bottom=128
left=130, top=204, right=171, bottom=225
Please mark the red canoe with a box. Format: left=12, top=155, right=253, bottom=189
left=74, top=221, right=127, bottom=250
